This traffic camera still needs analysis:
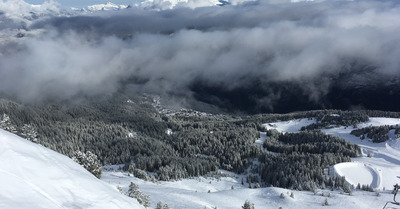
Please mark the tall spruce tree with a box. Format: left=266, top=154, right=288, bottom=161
left=0, top=113, right=17, bottom=134
left=72, top=151, right=102, bottom=178
left=127, top=182, right=151, bottom=208
left=242, top=200, right=255, bottom=209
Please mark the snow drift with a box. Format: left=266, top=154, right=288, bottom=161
left=0, top=129, right=144, bottom=209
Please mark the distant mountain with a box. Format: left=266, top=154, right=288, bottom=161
left=82, top=0, right=251, bottom=11
left=84, top=2, right=129, bottom=12
left=0, top=129, right=144, bottom=209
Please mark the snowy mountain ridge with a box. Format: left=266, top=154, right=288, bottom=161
left=83, top=0, right=317, bottom=11
left=85, top=2, right=129, bottom=12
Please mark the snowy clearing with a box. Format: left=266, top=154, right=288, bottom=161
left=264, top=118, right=316, bottom=133
left=254, top=132, right=267, bottom=147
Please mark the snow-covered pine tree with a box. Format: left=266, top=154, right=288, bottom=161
left=117, top=185, right=123, bottom=194
left=156, top=201, right=170, bottom=209
left=0, top=113, right=17, bottom=134
left=72, top=151, right=102, bottom=178
left=242, top=200, right=255, bottom=209
left=156, top=201, right=163, bottom=209
left=127, top=182, right=139, bottom=198
left=21, top=124, right=38, bottom=143
left=322, top=198, right=329, bottom=206
left=127, top=182, right=151, bottom=208
left=142, top=193, right=151, bottom=208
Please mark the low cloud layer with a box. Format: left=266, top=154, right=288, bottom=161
left=1, top=0, right=400, bottom=112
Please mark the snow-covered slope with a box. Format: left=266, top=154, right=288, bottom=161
left=0, top=129, right=144, bottom=209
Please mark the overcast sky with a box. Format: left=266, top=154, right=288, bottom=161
left=1, top=0, right=400, bottom=112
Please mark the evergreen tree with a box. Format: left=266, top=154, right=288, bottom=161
left=242, top=200, right=255, bottom=209
left=21, top=124, right=38, bottom=143
left=156, top=201, right=163, bottom=209
left=117, top=185, right=123, bottom=194
left=127, top=182, right=140, bottom=198
left=322, top=198, right=329, bottom=206
left=72, top=151, right=102, bottom=178
left=142, top=194, right=151, bottom=208
left=156, top=201, right=170, bottom=209
left=127, top=182, right=151, bottom=208
left=0, top=113, right=17, bottom=133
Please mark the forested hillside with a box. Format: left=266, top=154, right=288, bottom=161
left=0, top=94, right=398, bottom=190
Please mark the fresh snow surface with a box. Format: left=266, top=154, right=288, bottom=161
left=0, top=129, right=144, bottom=209
left=264, top=117, right=400, bottom=191
left=103, top=167, right=396, bottom=209
left=333, top=162, right=381, bottom=188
